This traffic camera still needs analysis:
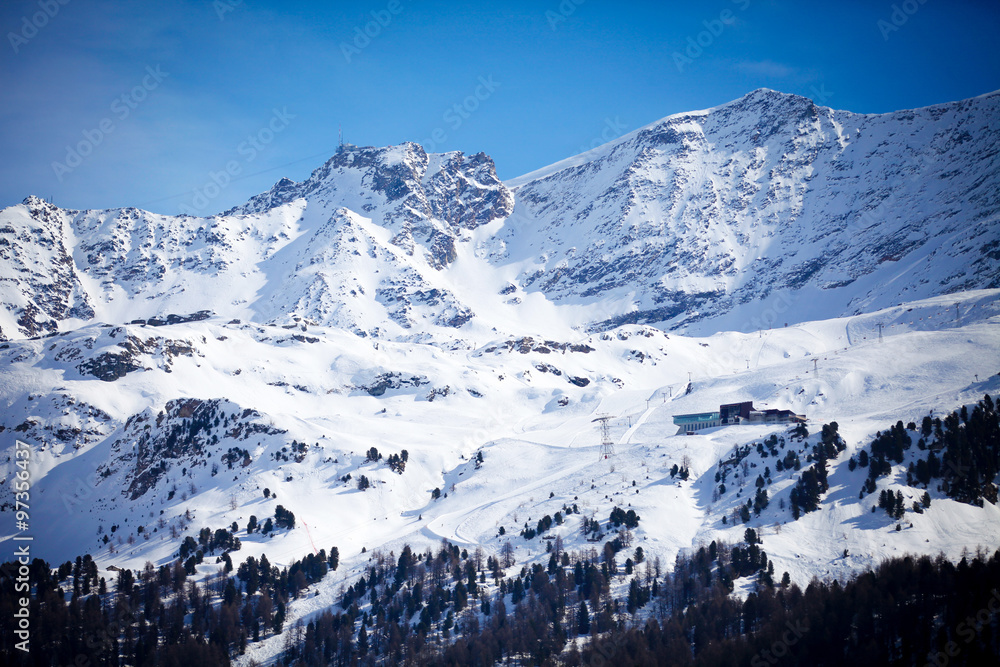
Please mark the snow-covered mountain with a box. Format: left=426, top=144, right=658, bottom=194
left=1, top=289, right=998, bottom=644
left=1, top=89, right=999, bottom=665
left=0, top=144, right=514, bottom=341
left=494, top=88, right=1000, bottom=333
left=2, top=89, right=997, bottom=342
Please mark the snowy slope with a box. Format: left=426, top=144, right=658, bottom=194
left=493, top=89, right=1000, bottom=333
left=2, top=90, right=998, bottom=342
left=1, top=89, right=999, bottom=665
left=1, top=291, right=997, bottom=595
left=0, top=145, right=514, bottom=341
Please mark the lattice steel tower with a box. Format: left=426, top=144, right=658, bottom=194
left=593, top=415, right=615, bottom=461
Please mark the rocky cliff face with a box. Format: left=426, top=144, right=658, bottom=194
left=1, top=90, right=997, bottom=341
left=0, top=197, right=94, bottom=339
left=0, top=145, right=513, bottom=340
left=491, top=89, right=1000, bottom=333
left=101, top=397, right=286, bottom=501
left=228, top=143, right=514, bottom=269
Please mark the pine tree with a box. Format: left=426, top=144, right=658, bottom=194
left=577, top=601, right=591, bottom=634
left=357, top=624, right=368, bottom=656
left=329, top=546, right=339, bottom=571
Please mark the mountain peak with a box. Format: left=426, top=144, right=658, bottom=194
left=739, top=86, right=799, bottom=101
left=21, top=194, right=57, bottom=209
left=713, top=87, right=819, bottom=116
left=0, top=89, right=995, bottom=343
left=499, top=88, right=1000, bottom=333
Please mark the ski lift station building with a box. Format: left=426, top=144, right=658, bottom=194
left=673, top=401, right=804, bottom=435
left=672, top=411, right=722, bottom=434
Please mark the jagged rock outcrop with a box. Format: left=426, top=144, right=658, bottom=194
left=106, top=398, right=287, bottom=500
left=1, top=90, right=997, bottom=340
left=0, top=197, right=94, bottom=338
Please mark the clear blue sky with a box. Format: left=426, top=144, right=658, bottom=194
left=1, top=0, right=997, bottom=215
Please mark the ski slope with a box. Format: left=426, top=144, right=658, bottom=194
left=0, top=291, right=996, bottom=646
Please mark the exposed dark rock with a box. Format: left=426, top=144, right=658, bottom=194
left=361, top=372, right=429, bottom=397
left=120, top=398, right=286, bottom=500
left=77, top=350, right=143, bottom=382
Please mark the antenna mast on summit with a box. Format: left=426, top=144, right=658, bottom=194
left=338, top=124, right=343, bottom=149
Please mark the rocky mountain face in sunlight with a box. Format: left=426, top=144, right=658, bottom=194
left=1, top=89, right=999, bottom=667
left=1, top=89, right=997, bottom=341
left=492, top=89, right=1000, bottom=332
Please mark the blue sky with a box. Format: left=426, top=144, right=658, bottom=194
left=1, top=0, right=997, bottom=215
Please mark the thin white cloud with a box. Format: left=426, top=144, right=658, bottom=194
left=736, top=60, right=797, bottom=78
